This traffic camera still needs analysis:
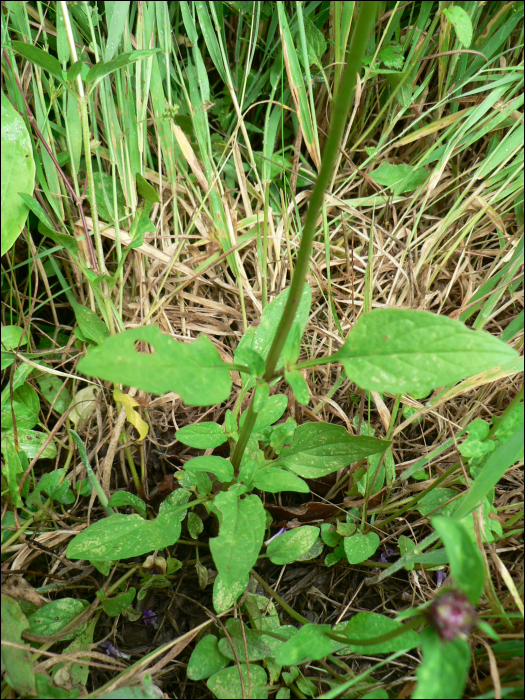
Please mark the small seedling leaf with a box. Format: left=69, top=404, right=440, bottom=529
left=267, top=526, right=320, bottom=565
left=176, top=422, right=227, bottom=449
left=344, top=531, right=380, bottom=564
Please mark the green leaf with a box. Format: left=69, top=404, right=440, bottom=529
left=285, top=369, right=310, bottom=405
left=252, top=467, right=309, bottom=494
left=85, top=49, right=159, bottom=86
left=1, top=92, right=35, bottom=256
left=54, top=618, right=96, bottom=688
left=275, top=624, right=336, bottom=666
left=39, top=224, right=79, bottom=257
left=443, top=6, right=473, bottom=48
left=207, top=664, right=268, bottom=700
left=1, top=383, right=40, bottom=430
left=413, top=628, right=470, bottom=699
left=453, top=427, right=523, bottom=521
left=73, top=303, right=110, bottom=346
left=67, top=489, right=190, bottom=560
left=35, top=372, right=71, bottom=414
left=78, top=325, right=232, bottom=406
left=344, top=531, right=380, bottom=564
left=379, top=42, right=404, bottom=70
left=104, top=1, right=131, bottom=61
left=1, top=326, right=28, bottom=351
left=235, top=347, right=266, bottom=376
left=240, top=394, right=288, bottom=434
left=184, top=456, right=234, bottom=483
left=0, top=363, right=32, bottom=406
left=417, top=488, right=458, bottom=518
left=342, top=612, right=420, bottom=653
left=187, top=512, right=204, bottom=539
left=187, top=635, right=229, bottom=681
left=98, top=588, right=136, bottom=617
left=1, top=429, right=57, bottom=461
left=274, top=422, right=389, bottom=478
left=16, top=192, right=56, bottom=231
left=335, top=309, right=517, bottom=397
left=267, top=526, right=320, bottom=565
left=92, top=171, right=127, bottom=223
left=1, top=594, right=36, bottom=697
left=11, top=42, right=64, bottom=82
left=209, top=492, right=266, bottom=588
left=107, top=491, right=147, bottom=518
left=282, top=322, right=302, bottom=367
left=269, top=420, right=297, bottom=455
left=0, top=438, right=24, bottom=507
left=432, top=517, right=484, bottom=604
left=302, top=15, right=327, bottom=66
left=213, top=573, right=249, bottom=614
left=371, top=163, right=427, bottom=194
left=27, top=598, right=88, bottom=640
left=398, top=535, right=415, bottom=571
left=28, top=468, right=70, bottom=506
left=218, top=619, right=272, bottom=662
left=321, top=523, right=341, bottom=548
left=176, top=423, right=227, bottom=449
left=235, top=285, right=312, bottom=374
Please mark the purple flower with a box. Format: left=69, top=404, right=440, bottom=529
left=435, top=570, right=447, bottom=587
left=142, top=608, right=158, bottom=626
left=378, top=548, right=394, bottom=563
left=99, top=640, right=130, bottom=660
left=265, top=527, right=286, bottom=546
left=427, top=589, right=477, bottom=642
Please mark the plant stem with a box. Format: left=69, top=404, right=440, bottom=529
left=263, top=2, right=378, bottom=383
left=232, top=3, right=378, bottom=469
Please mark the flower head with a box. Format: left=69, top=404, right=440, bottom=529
left=427, top=589, right=477, bottom=641
left=142, top=608, right=158, bottom=626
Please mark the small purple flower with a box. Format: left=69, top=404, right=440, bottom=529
left=435, top=570, right=447, bottom=587
left=142, top=608, right=158, bottom=626
left=99, top=640, right=130, bottom=660
left=378, top=548, right=394, bottom=563
left=265, top=527, right=286, bottom=546
left=427, top=589, right=477, bottom=642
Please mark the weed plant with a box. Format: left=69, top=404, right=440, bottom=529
left=1, top=2, right=523, bottom=699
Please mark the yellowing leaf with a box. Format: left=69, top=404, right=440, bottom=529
left=113, top=389, right=148, bottom=441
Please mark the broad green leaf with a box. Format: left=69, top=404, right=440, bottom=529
left=78, top=325, right=232, bottom=406
left=0, top=438, right=24, bottom=507
left=54, top=618, right=96, bottom=688
left=267, top=526, right=319, bottom=565
left=342, top=612, right=420, bottom=653
left=252, top=467, right=309, bottom=493
left=1, top=383, right=39, bottom=430
left=269, top=420, right=297, bottom=455
left=372, top=163, right=427, bottom=194
left=98, top=588, right=136, bottom=617
left=274, top=422, right=389, bottom=478
left=443, top=6, right=473, bottom=48
left=236, top=347, right=266, bottom=376
left=398, top=535, right=415, bottom=571
left=28, top=468, right=70, bottom=506
left=235, top=285, right=312, bottom=373
left=276, top=624, right=338, bottom=666
left=27, top=598, right=89, bottom=640
left=213, top=573, right=249, bottom=614
left=176, top=422, right=227, bottom=449
left=67, top=489, right=190, bottom=560
left=73, top=303, right=110, bottom=346
left=1, top=326, right=27, bottom=351
left=1, top=594, right=36, bottom=696
left=241, top=394, right=288, bottom=433
left=413, top=628, right=470, bottom=699
left=85, top=49, right=159, bottom=87
left=39, top=224, right=79, bottom=257
left=218, top=619, right=272, bottom=662
left=0, top=363, right=32, bottom=407
left=207, top=664, right=268, bottom=700
left=335, top=309, right=517, bottom=396
left=344, top=531, right=380, bottom=564
left=285, top=369, right=310, bottom=405
left=321, top=524, right=341, bottom=548
left=453, top=427, right=523, bottom=521
left=184, top=456, right=234, bottom=483
left=187, top=512, right=204, bottom=539
left=1, top=92, right=35, bottom=256
left=17, top=193, right=56, bottom=232
left=209, top=492, right=266, bottom=588
left=1, top=429, right=57, bottom=461
left=417, top=488, right=458, bottom=518
left=35, top=372, right=71, bottom=414
left=432, top=517, right=484, bottom=604
left=187, top=635, right=229, bottom=681
left=1, top=353, right=15, bottom=370
left=92, top=171, right=126, bottom=223
left=10, top=41, right=64, bottom=82
left=282, top=322, right=302, bottom=367
left=379, top=42, right=404, bottom=70
left=107, top=491, right=147, bottom=518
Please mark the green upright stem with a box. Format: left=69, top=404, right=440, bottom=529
left=263, top=2, right=378, bottom=382
left=232, top=2, right=378, bottom=470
